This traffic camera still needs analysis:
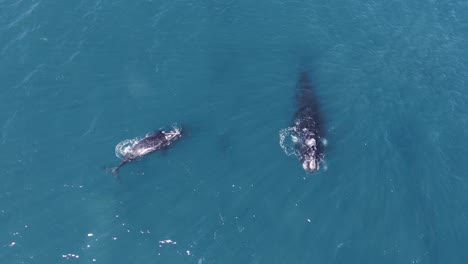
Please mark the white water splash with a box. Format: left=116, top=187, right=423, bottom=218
left=159, top=239, right=177, bottom=245
left=279, top=126, right=300, bottom=157
left=115, top=138, right=139, bottom=158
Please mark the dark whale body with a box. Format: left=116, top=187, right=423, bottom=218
left=290, top=72, right=325, bottom=172
left=111, top=127, right=182, bottom=176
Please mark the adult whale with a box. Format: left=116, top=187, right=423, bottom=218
left=280, top=72, right=325, bottom=172
left=111, top=127, right=182, bottom=176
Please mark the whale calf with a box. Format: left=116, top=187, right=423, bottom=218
left=280, top=72, right=325, bottom=172
left=111, top=126, right=182, bottom=176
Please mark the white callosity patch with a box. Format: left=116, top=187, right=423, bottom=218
left=303, top=159, right=317, bottom=171
left=305, top=138, right=316, bottom=147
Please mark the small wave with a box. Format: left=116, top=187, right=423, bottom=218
left=115, top=138, right=140, bottom=159
left=170, top=124, right=182, bottom=134
left=3, top=1, right=41, bottom=30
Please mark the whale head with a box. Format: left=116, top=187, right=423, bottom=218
left=162, top=127, right=182, bottom=142
left=299, top=134, right=321, bottom=172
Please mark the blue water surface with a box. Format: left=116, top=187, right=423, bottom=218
left=2, top=0, right=468, bottom=263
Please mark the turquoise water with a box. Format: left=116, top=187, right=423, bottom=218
left=2, top=0, right=468, bottom=263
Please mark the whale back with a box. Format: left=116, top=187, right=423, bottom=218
left=294, top=72, right=324, bottom=138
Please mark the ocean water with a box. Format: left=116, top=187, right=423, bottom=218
left=2, top=0, right=468, bottom=263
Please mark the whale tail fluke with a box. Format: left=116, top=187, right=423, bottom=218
left=111, top=166, right=119, bottom=176
left=111, top=167, right=121, bottom=183
left=109, top=159, right=129, bottom=182
left=103, top=163, right=124, bottom=183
